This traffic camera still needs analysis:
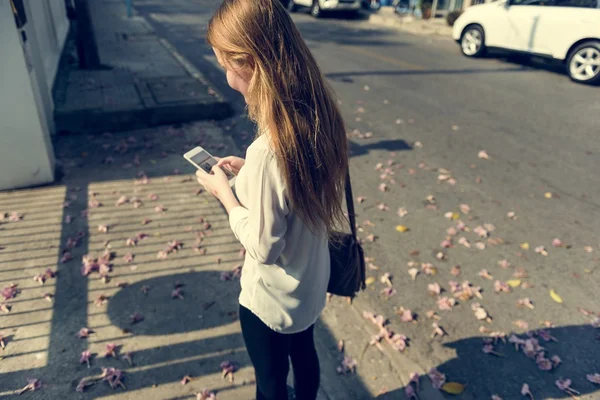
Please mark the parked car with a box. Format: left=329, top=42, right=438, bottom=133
left=452, top=0, right=600, bottom=85
left=286, top=0, right=362, bottom=17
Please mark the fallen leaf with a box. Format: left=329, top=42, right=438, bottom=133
left=441, top=382, right=465, bottom=395
left=516, top=298, right=534, bottom=309
left=437, top=297, right=456, bottom=311
left=17, top=378, right=42, bottom=395
left=507, top=279, right=522, bottom=288
left=365, top=276, right=376, bottom=286
left=381, top=287, right=397, bottom=298
left=428, top=282, right=442, bottom=296
left=337, top=355, right=357, bottom=375
left=494, top=280, right=511, bottom=294
left=544, top=192, right=553, bottom=199
left=587, top=373, right=600, bottom=384
left=428, top=368, right=446, bottom=389
left=478, top=150, right=489, bottom=160
left=478, top=269, right=493, bottom=280
left=431, top=322, right=446, bottom=338
left=408, top=268, right=419, bottom=280
left=520, top=242, right=530, bottom=250
left=521, top=383, right=533, bottom=398
left=549, top=289, right=563, bottom=303
left=395, top=225, right=409, bottom=233
left=535, top=246, right=548, bottom=256
left=421, top=263, right=437, bottom=276
left=513, top=320, right=529, bottom=330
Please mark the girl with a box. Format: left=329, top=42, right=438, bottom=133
left=195, top=0, right=348, bottom=399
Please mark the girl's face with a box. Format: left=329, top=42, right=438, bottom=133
left=213, top=48, right=250, bottom=101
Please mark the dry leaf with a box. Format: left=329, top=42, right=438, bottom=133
left=395, top=225, right=409, bottom=233
left=549, top=289, right=563, bottom=303
left=507, top=279, right=522, bottom=288
left=441, top=382, right=465, bottom=395
left=478, top=150, right=489, bottom=160
left=365, top=277, right=376, bottom=286
left=520, top=242, right=530, bottom=250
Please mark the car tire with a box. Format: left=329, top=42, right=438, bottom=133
left=460, top=24, right=486, bottom=58
left=311, top=0, right=323, bottom=18
left=566, top=41, right=600, bottom=85
left=287, top=0, right=298, bottom=12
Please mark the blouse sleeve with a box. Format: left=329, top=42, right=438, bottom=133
left=228, top=147, right=289, bottom=265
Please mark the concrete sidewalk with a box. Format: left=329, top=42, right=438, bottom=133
left=0, top=120, right=445, bottom=400
left=53, top=0, right=232, bottom=134
left=0, top=1, right=452, bottom=398
left=365, top=7, right=454, bottom=38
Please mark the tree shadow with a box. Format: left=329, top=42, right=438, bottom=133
left=326, top=65, right=532, bottom=81
left=107, top=271, right=240, bottom=336
left=376, top=324, right=600, bottom=399
left=350, top=138, right=413, bottom=158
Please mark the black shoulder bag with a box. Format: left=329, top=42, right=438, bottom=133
left=327, top=171, right=366, bottom=298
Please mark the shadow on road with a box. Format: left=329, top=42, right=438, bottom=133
left=350, top=138, right=413, bottom=157
left=326, top=66, right=531, bottom=81
left=376, top=324, right=600, bottom=399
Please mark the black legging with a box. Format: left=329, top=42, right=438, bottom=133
left=239, top=305, right=320, bottom=400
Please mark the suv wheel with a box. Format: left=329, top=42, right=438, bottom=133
left=567, top=41, right=600, bottom=85
left=311, top=0, right=323, bottom=17
left=460, top=25, right=486, bottom=58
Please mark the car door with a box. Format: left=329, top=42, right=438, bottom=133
left=294, top=0, right=312, bottom=6
left=533, top=0, right=600, bottom=58
left=504, top=0, right=555, bottom=54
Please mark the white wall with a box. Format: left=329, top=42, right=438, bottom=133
left=27, top=0, right=69, bottom=93
left=0, top=1, right=55, bottom=190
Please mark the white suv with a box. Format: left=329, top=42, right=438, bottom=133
left=452, top=0, right=600, bottom=84
left=286, top=0, right=362, bottom=18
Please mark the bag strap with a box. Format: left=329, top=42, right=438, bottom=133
left=344, top=170, right=357, bottom=237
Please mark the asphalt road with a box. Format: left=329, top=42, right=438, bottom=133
left=134, top=2, right=600, bottom=398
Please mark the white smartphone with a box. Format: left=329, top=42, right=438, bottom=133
left=184, top=146, right=236, bottom=183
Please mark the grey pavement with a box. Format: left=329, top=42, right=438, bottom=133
left=132, top=1, right=600, bottom=399
left=366, top=7, right=454, bottom=38
left=52, top=0, right=232, bottom=134
left=1, top=1, right=599, bottom=400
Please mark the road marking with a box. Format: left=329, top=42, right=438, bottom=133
left=342, top=44, right=425, bottom=71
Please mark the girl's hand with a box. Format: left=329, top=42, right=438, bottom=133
left=196, top=166, right=231, bottom=199
left=216, top=156, right=245, bottom=176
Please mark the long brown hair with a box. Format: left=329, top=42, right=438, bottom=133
left=207, top=0, right=348, bottom=234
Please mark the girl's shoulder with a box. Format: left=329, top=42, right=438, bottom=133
left=247, top=134, right=275, bottom=160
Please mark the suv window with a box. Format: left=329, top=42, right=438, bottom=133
left=553, top=0, right=598, bottom=7
left=510, top=0, right=554, bottom=5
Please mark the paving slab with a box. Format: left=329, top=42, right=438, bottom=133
left=52, top=0, right=232, bottom=135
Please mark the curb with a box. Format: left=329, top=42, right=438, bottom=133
left=53, top=17, right=233, bottom=135
left=364, top=10, right=454, bottom=39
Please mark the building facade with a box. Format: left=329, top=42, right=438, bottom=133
left=0, top=0, right=69, bottom=191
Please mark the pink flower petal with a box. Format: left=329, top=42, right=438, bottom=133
left=428, top=367, right=446, bottom=389
left=586, top=373, right=600, bottom=384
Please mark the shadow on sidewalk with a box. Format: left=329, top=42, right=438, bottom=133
left=0, top=124, right=374, bottom=399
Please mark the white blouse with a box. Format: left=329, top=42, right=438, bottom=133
left=229, top=134, right=330, bottom=334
